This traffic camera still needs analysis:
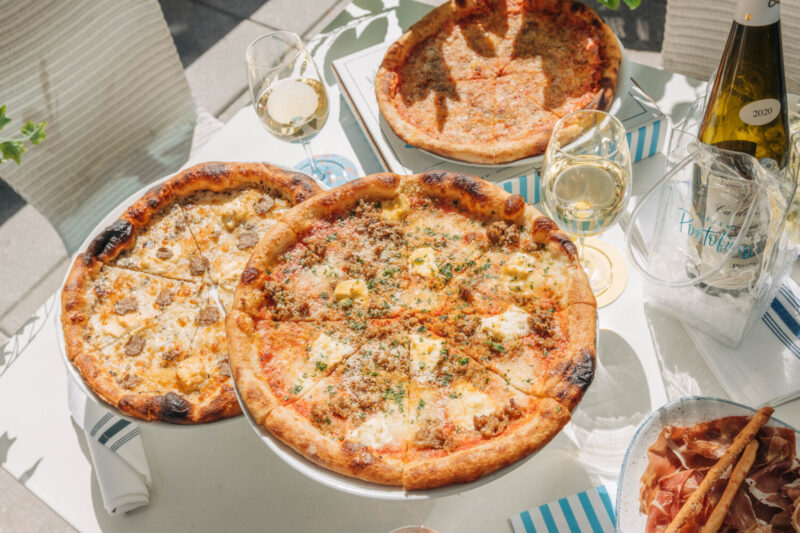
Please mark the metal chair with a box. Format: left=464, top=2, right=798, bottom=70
left=0, top=0, right=222, bottom=253
left=662, top=0, right=800, bottom=92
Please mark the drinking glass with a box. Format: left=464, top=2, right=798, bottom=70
left=246, top=31, right=334, bottom=182
left=541, top=110, right=632, bottom=298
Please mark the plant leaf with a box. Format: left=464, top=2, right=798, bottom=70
left=21, top=121, right=46, bottom=145
left=597, top=0, right=621, bottom=8
left=0, top=140, right=26, bottom=165
left=622, top=0, right=641, bottom=8
left=0, top=105, right=10, bottom=130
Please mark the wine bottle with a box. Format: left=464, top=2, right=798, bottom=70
left=693, top=0, right=788, bottom=293
left=698, top=0, right=788, bottom=169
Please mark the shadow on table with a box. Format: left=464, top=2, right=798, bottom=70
left=563, top=329, right=651, bottom=483
left=643, top=302, right=726, bottom=401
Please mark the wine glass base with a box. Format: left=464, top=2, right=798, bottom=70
left=581, top=238, right=628, bottom=308
left=295, top=153, right=357, bottom=186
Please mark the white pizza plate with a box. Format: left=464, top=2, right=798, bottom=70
left=417, top=37, right=632, bottom=169
left=54, top=163, right=314, bottom=428
left=615, top=396, right=800, bottom=532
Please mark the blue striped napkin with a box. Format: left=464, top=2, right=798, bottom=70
left=684, top=277, right=800, bottom=407
left=510, top=484, right=617, bottom=533
left=67, top=377, right=151, bottom=514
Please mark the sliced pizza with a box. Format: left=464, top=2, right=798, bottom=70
left=404, top=327, right=570, bottom=489
left=262, top=320, right=409, bottom=485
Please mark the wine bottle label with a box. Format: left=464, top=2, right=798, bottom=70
left=734, top=0, right=780, bottom=26
left=697, top=174, right=763, bottom=291
left=739, top=99, right=782, bottom=126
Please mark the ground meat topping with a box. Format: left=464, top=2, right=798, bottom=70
left=124, top=334, right=145, bottom=356
left=473, top=399, right=523, bottom=439
left=188, top=255, right=208, bottom=276
left=486, top=221, right=521, bottom=247
left=454, top=315, right=479, bottom=345
left=414, top=419, right=446, bottom=449
left=342, top=442, right=375, bottom=468
left=156, top=289, right=173, bottom=307
left=114, top=297, right=138, bottom=315
left=162, top=349, right=181, bottom=363
left=118, top=373, right=142, bottom=389
left=237, top=230, right=259, bottom=250
left=196, top=306, right=220, bottom=326
left=529, top=307, right=562, bottom=350
left=253, top=196, right=274, bottom=215
left=156, top=247, right=173, bottom=260
left=93, top=285, right=109, bottom=299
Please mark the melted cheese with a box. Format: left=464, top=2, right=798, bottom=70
left=503, top=252, right=535, bottom=278
left=410, top=334, right=444, bottom=379
left=409, top=247, right=438, bottom=277
left=481, top=306, right=530, bottom=341
left=449, top=384, right=495, bottom=430
left=334, top=279, right=368, bottom=303
left=220, top=199, right=249, bottom=231
left=349, top=412, right=404, bottom=449
left=309, top=333, right=353, bottom=368
left=380, top=194, right=410, bottom=221
left=177, top=359, right=206, bottom=392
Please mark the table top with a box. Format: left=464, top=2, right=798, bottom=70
left=1, top=1, right=798, bottom=532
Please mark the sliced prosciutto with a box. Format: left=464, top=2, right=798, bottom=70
left=640, top=416, right=800, bottom=532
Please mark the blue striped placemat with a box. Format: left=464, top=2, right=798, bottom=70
left=509, top=484, right=617, bottom=533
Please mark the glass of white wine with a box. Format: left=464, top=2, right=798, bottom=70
left=246, top=31, right=333, bottom=182
left=541, top=110, right=632, bottom=299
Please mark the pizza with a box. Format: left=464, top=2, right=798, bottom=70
left=61, top=162, right=321, bottom=423
left=226, top=171, right=597, bottom=488
left=375, top=0, right=622, bottom=164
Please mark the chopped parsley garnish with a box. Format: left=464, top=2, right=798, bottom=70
left=320, top=292, right=328, bottom=300
left=417, top=399, right=426, bottom=412
left=417, top=324, right=427, bottom=333
left=486, top=339, right=505, bottom=353
left=457, top=356, right=470, bottom=365
left=315, top=361, right=328, bottom=371
left=290, top=384, right=303, bottom=395
left=439, top=263, right=453, bottom=280
left=338, top=298, right=353, bottom=308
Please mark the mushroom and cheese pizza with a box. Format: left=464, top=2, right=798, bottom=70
left=375, top=0, right=621, bottom=164
left=61, top=162, right=321, bottom=423
left=226, top=171, right=597, bottom=488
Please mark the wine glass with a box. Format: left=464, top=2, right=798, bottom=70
left=541, top=110, right=632, bottom=301
left=246, top=31, right=338, bottom=182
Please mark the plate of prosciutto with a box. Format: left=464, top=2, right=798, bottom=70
left=616, top=396, right=800, bottom=532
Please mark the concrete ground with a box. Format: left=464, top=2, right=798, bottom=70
left=0, top=0, right=664, bottom=530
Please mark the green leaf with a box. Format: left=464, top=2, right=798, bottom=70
left=0, top=140, right=26, bottom=165
left=0, top=105, right=10, bottom=130
left=597, top=0, right=620, bottom=8
left=622, top=0, right=641, bottom=8
left=21, top=120, right=46, bottom=145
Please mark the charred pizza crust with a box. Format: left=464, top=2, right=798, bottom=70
left=227, top=171, right=597, bottom=487
left=375, top=0, right=622, bottom=164
left=61, top=162, right=322, bottom=424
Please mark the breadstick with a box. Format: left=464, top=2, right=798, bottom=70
left=664, top=406, right=773, bottom=533
left=701, top=440, right=759, bottom=533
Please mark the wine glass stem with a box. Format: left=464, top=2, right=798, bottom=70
left=302, top=141, right=324, bottom=182
left=576, top=235, right=585, bottom=263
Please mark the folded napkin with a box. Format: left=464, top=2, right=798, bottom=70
left=510, top=484, right=617, bottom=533
left=684, top=277, right=800, bottom=407
left=67, top=377, right=152, bottom=514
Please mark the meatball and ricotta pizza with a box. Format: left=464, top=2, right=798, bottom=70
left=226, top=171, right=597, bottom=488
left=61, top=162, right=321, bottom=423
left=375, top=0, right=622, bottom=164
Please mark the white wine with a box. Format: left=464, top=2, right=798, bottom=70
left=255, top=78, right=329, bottom=143
left=543, top=157, right=630, bottom=237
left=694, top=0, right=788, bottom=293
